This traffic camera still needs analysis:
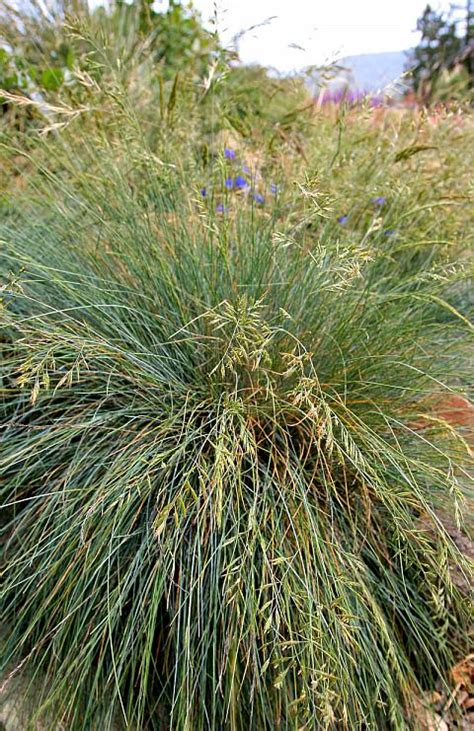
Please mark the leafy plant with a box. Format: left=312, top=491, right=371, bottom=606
left=0, top=0, right=219, bottom=121
left=407, top=2, right=474, bottom=102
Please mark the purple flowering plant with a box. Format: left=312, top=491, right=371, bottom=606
left=199, top=149, right=287, bottom=214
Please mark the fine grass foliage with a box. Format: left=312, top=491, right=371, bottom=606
left=1, top=12, right=473, bottom=731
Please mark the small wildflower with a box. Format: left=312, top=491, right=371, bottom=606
left=253, top=193, right=265, bottom=205
left=270, top=183, right=280, bottom=194
left=200, top=187, right=207, bottom=198
left=383, top=228, right=396, bottom=236
left=337, top=215, right=348, bottom=224
left=225, top=177, right=234, bottom=189
left=224, top=148, right=236, bottom=160
left=216, top=203, right=227, bottom=213
left=242, top=165, right=250, bottom=174
left=234, top=175, right=248, bottom=189
left=370, top=196, right=386, bottom=206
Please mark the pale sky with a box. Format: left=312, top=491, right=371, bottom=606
left=155, top=0, right=458, bottom=71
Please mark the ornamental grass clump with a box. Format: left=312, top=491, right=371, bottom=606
left=0, top=128, right=473, bottom=729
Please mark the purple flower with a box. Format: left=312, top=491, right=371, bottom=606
left=383, top=228, right=396, bottom=236
left=242, top=165, right=250, bottom=174
left=225, top=177, right=234, bottom=189
left=337, top=215, right=348, bottom=224
left=224, top=148, right=236, bottom=160
left=270, top=183, right=280, bottom=195
left=216, top=203, right=227, bottom=213
left=234, top=175, right=248, bottom=189
left=200, top=187, right=207, bottom=197
left=319, top=88, right=384, bottom=108
left=370, top=196, right=386, bottom=206
left=253, top=193, right=265, bottom=205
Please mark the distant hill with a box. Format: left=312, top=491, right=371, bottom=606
left=338, top=50, right=411, bottom=93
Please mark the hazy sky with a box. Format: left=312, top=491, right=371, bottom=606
left=155, top=0, right=457, bottom=71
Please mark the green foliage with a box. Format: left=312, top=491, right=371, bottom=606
left=0, top=47, right=26, bottom=97
left=211, top=65, right=311, bottom=140
left=0, top=1, right=80, bottom=94
left=407, top=2, right=474, bottom=101
left=0, top=0, right=219, bottom=113
left=101, top=0, right=219, bottom=79
left=0, top=9, right=473, bottom=731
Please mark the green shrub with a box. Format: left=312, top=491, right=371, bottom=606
left=0, top=0, right=220, bottom=127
